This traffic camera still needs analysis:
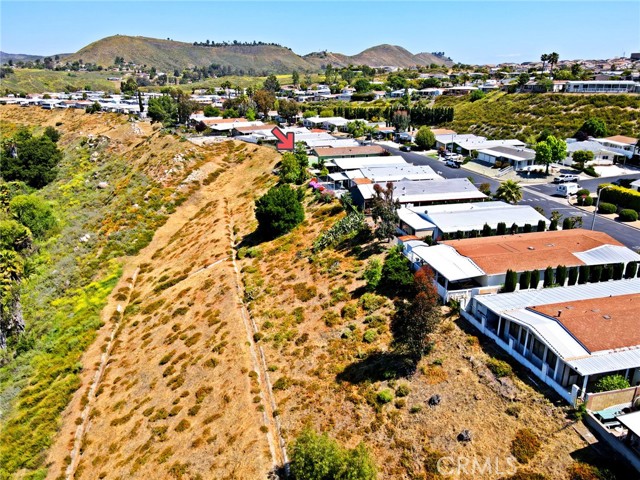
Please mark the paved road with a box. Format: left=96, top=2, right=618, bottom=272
left=380, top=144, right=640, bottom=250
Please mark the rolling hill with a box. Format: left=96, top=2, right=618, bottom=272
left=63, top=35, right=453, bottom=73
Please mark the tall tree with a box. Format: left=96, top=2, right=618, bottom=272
left=546, top=135, right=567, bottom=165
left=391, top=267, right=441, bottom=361
left=263, top=74, right=281, bottom=93
left=1, top=131, right=62, bottom=189
left=534, top=140, right=553, bottom=174
left=292, top=70, right=300, bottom=86
left=370, top=182, right=400, bottom=242
left=253, top=89, right=276, bottom=116
left=540, top=53, right=549, bottom=74
left=548, top=52, right=560, bottom=76
left=277, top=99, right=299, bottom=124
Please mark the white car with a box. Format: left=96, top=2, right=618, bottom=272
left=445, top=159, right=461, bottom=168
left=553, top=173, right=580, bottom=184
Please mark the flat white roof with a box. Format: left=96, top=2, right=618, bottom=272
left=356, top=178, right=486, bottom=203
left=304, top=138, right=359, bottom=148
left=355, top=164, right=441, bottom=182
left=333, top=156, right=407, bottom=171
left=476, top=278, right=640, bottom=314
left=410, top=244, right=485, bottom=281
left=397, top=208, right=436, bottom=232
left=506, top=308, right=588, bottom=359
left=617, top=410, right=640, bottom=436
left=414, top=202, right=548, bottom=233
left=574, top=245, right=640, bottom=266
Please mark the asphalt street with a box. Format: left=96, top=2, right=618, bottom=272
left=380, top=144, right=640, bottom=250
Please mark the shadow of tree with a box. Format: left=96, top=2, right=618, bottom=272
left=336, top=350, right=418, bottom=384
left=235, top=229, right=266, bottom=250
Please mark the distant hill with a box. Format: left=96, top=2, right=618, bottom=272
left=1, top=51, right=45, bottom=64
left=62, top=35, right=453, bottom=74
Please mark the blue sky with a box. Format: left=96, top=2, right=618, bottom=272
left=1, top=1, right=638, bottom=64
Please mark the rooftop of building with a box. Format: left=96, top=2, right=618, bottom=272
left=530, top=294, right=640, bottom=353
left=442, top=229, right=624, bottom=275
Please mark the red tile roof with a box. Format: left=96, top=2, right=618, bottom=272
left=442, top=229, right=622, bottom=275
left=530, top=294, right=640, bottom=352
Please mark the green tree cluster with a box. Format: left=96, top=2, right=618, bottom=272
left=1, top=129, right=62, bottom=189
left=290, top=428, right=377, bottom=480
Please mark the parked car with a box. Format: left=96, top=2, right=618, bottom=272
left=445, top=159, right=461, bottom=168
left=556, top=182, right=581, bottom=197
left=400, top=144, right=412, bottom=152
left=553, top=173, right=580, bottom=184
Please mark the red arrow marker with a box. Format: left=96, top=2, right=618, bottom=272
left=271, top=126, right=295, bottom=151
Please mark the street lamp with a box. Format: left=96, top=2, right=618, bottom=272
left=591, top=185, right=612, bottom=230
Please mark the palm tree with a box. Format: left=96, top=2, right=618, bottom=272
left=549, top=52, right=560, bottom=77
left=540, top=53, right=549, bottom=74
left=495, top=180, right=523, bottom=204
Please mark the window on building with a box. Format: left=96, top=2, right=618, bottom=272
left=531, top=338, right=545, bottom=360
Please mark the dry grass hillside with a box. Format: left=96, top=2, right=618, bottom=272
left=63, top=35, right=452, bottom=73
left=45, top=140, right=282, bottom=480
left=232, top=198, right=618, bottom=479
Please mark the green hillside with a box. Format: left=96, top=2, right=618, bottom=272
left=435, top=92, right=640, bottom=141
left=1, top=69, right=121, bottom=93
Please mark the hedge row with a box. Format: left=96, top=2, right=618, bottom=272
left=599, top=184, right=640, bottom=212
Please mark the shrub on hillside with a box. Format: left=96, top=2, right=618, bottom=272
left=8, top=194, right=57, bottom=239
left=618, top=209, right=638, bottom=222
left=487, top=358, right=513, bottom=377
left=378, top=247, right=414, bottom=296
left=289, top=428, right=377, bottom=480
left=597, top=202, right=616, bottom=214
left=511, top=428, right=541, bottom=464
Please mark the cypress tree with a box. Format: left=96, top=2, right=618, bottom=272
left=523, top=223, right=532, bottom=233
left=482, top=223, right=492, bottom=237
left=578, top=265, right=590, bottom=284
left=543, top=266, right=555, bottom=287
left=549, top=219, right=558, bottom=231
left=568, top=267, right=578, bottom=286
left=625, top=261, right=638, bottom=279
left=537, top=220, right=546, bottom=232
left=530, top=270, right=540, bottom=289
left=612, top=263, right=624, bottom=280
left=590, top=265, right=603, bottom=283
left=496, top=222, right=507, bottom=235
left=510, top=223, right=519, bottom=234
left=504, top=269, right=518, bottom=292
left=556, top=265, right=567, bottom=286
left=519, top=271, right=531, bottom=290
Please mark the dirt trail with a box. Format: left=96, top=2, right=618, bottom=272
left=226, top=200, right=289, bottom=471
left=46, top=142, right=281, bottom=480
